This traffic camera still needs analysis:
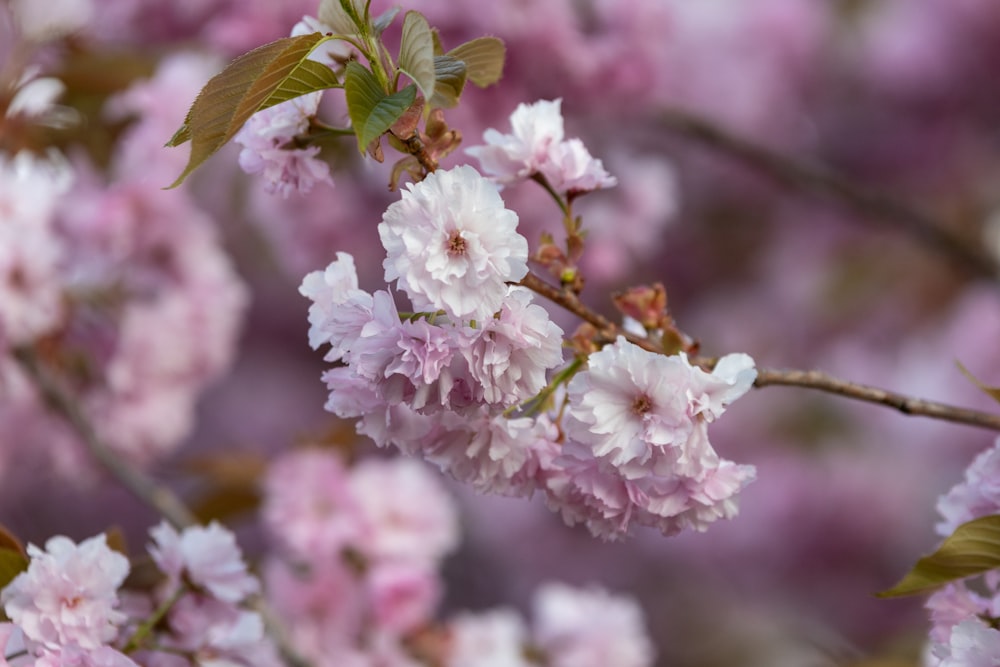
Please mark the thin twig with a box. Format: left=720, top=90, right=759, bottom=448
left=13, top=346, right=197, bottom=529
left=519, top=271, right=660, bottom=353
left=753, top=367, right=1000, bottom=432
left=521, top=271, right=1000, bottom=432
left=657, top=108, right=1000, bottom=281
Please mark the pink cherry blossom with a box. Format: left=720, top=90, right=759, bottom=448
left=933, top=617, right=1000, bottom=667
left=263, top=449, right=367, bottom=561
left=564, top=338, right=755, bottom=480
left=348, top=457, right=458, bottom=565
left=537, top=138, right=617, bottom=195
left=936, top=437, right=1000, bottom=537
left=446, top=609, right=531, bottom=667
left=148, top=522, right=258, bottom=603
left=461, top=286, right=564, bottom=406
left=465, top=99, right=565, bottom=185
left=531, top=583, right=654, bottom=667
left=378, top=165, right=528, bottom=322
left=0, top=151, right=71, bottom=347
left=1, top=534, right=129, bottom=651
left=299, top=252, right=372, bottom=355
left=366, top=561, right=441, bottom=635
left=465, top=98, right=616, bottom=195
left=235, top=92, right=333, bottom=198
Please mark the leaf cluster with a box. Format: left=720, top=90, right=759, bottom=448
left=166, top=1, right=505, bottom=186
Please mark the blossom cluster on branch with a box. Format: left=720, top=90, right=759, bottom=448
left=4, top=0, right=1000, bottom=665
left=1, top=523, right=275, bottom=667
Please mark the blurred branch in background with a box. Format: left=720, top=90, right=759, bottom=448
left=12, top=346, right=198, bottom=529
left=658, top=108, right=1000, bottom=282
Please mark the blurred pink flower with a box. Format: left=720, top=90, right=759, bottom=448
left=148, top=522, right=258, bottom=603
left=348, top=457, right=458, bottom=565
left=446, top=609, right=531, bottom=667
left=531, top=583, right=654, bottom=667
left=932, top=617, right=1000, bottom=667
left=936, top=438, right=1000, bottom=537
left=262, top=450, right=367, bottom=561
left=366, top=561, right=440, bottom=635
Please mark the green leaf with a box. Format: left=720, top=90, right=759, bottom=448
left=0, top=547, right=28, bottom=592
left=878, top=515, right=1000, bottom=597
left=398, top=11, right=436, bottom=100
left=344, top=62, right=417, bottom=153
left=957, top=360, right=1000, bottom=405
left=448, top=36, right=506, bottom=87
left=318, top=0, right=364, bottom=35
left=166, top=32, right=339, bottom=188
left=427, top=55, right=467, bottom=109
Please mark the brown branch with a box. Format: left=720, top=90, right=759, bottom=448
left=402, top=135, right=438, bottom=175
left=519, top=271, right=661, bottom=353
left=13, top=346, right=197, bottom=529
left=657, top=108, right=1000, bottom=281
left=522, top=271, right=1000, bottom=432
left=753, top=367, right=1000, bottom=432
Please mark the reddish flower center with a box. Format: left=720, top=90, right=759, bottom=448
left=631, top=394, right=653, bottom=415
left=447, top=231, right=467, bottom=256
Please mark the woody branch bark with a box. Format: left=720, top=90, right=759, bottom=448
left=521, top=270, right=1000, bottom=433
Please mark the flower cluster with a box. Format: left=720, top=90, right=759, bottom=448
left=302, top=165, right=566, bottom=498
left=0, top=27, right=247, bottom=479
left=0, top=523, right=274, bottom=667
left=447, top=583, right=654, bottom=667
left=302, top=111, right=756, bottom=539
left=263, top=449, right=458, bottom=662
left=261, top=447, right=656, bottom=666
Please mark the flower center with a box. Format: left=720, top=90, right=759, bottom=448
left=631, top=393, right=653, bottom=415
left=446, top=231, right=467, bottom=257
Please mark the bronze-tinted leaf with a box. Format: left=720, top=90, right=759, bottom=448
left=448, top=37, right=505, bottom=87
left=166, top=33, right=338, bottom=188
left=878, top=514, right=1000, bottom=597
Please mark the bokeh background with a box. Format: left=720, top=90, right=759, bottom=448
left=3, top=1, right=1000, bottom=665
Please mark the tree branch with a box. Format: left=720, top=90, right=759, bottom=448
left=521, top=271, right=1000, bottom=433
left=518, top=271, right=660, bottom=353
left=753, top=367, right=1000, bottom=432
left=657, top=107, right=1000, bottom=281
left=13, top=346, right=197, bottom=529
